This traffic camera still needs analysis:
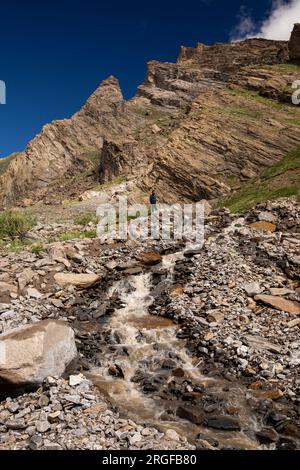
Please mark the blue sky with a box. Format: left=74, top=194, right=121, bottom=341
left=0, top=0, right=289, bottom=157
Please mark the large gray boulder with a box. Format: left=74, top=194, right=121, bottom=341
left=0, top=320, right=77, bottom=395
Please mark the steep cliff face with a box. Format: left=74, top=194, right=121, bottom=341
left=99, top=34, right=300, bottom=202
left=135, top=38, right=289, bottom=109
left=0, top=31, right=299, bottom=207
left=141, top=87, right=300, bottom=202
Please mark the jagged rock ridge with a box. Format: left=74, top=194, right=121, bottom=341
left=0, top=28, right=300, bottom=206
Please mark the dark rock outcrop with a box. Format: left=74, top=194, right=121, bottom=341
left=289, top=24, right=300, bottom=62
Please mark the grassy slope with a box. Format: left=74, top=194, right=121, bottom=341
left=219, top=148, right=300, bottom=213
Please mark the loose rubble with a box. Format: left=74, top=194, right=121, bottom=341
left=0, top=196, right=299, bottom=450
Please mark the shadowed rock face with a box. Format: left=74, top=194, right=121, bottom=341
left=289, top=24, right=300, bottom=62
left=0, top=30, right=299, bottom=206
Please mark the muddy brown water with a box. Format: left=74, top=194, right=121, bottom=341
left=86, top=252, right=264, bottom=450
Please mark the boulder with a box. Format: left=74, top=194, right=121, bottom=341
left=151, top=124, right=161, bottom=134
left=27, top=287, right=42, bottom=299
left=205, top=415, right=241, bottom=431
left=244, top=282, right=261, bottom=297
left=49, top=243, right=71, bottom=268
left=123, top=266, right=143, bottom=275
left=207, top=310, right=224, bottom=324
left=257, top=211, right=276, bottom=223
left=176, top=405, right=205, bottom=425
left=260, top=389, right=284, bottom=400
left=288, top=318, right=300, bottom=328
left=17, top=268, right=34, bottom=291
left=136, top=252, right=162, bottom=266
left=0, top=282, right=18, bottom=296
left=249, top=221, right=276, bottom=233
left=183, top=248, right=202, bottom=258
left=54, top=272, right=102, bottom=288
left=289, top=24, right=300, bottom=62
left=170, top=287, right=184, bottom=297
left=254, top=295, right=300, bottom=315
left=0, top=320, right=77, bottom=395
left=256, top=427, right=279, bottom=444
left=20, top=198, right=34, bottom=208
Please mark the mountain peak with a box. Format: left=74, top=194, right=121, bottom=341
left=86, top=75, right=123, bottom=107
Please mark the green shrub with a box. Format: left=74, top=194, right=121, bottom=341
left=58, top=230, right=97, bottom=241
left=31, top=243, right=46, bottom=254
left=74, top=212, right=98, bottom=226
left=0, top=210, right=36, bottom=239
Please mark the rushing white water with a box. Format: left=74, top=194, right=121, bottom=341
left=87, top=259, right=262, bottom=449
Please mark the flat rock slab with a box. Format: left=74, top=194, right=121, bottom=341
left=116, top=262, right=141, bottom=271
left=269, top=288, right=294, bottom=297
left=249, top=221, right=276, bottom=233
left=54, top=273, right=101, bottom=288
left=243, top=335, right=282, bottom=354
left=184, top=249, right=202, bottom=258
left=205, top=416, right=241, bottom=431
left=254, top=295, right=300, bottom=315
left=288, top=318, right=300, bottom=328
left=123, top=267, right=143, bottom=276
left=259, top=389, right=284, bottom=400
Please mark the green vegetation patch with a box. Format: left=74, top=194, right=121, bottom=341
left=285, top=118, right=300, bottom=126
left=95, top=176, right=127, bottom=191
left=74, top=212, right=98, bottom=226
left=219, top=148, right=300, bottom=213
left=218, top=106, right=263, bottom=120
left=57, top=229, right=97, bottom=241
left=264, top=148, right=300, bottom=178
left=227, top=88, right=283, bottom=110
left=265, top=63, right=300, bottom=73
left=79, top=149, right=102, bottom=172
left=0, top=210, right=36, bottom=239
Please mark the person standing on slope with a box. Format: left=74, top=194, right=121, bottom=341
left=150, top=190, right=157, bottom=213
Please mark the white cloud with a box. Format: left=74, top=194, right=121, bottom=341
left=231, top=0, right=300, bottom=41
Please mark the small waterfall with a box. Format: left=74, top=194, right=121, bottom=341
left=87, top=251, right=262, bottom=449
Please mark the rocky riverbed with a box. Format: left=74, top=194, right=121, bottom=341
left=0, top=197, right=299, bottom=450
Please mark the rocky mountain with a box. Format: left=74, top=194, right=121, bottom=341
left=0, top=27, right=300, bottom=207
